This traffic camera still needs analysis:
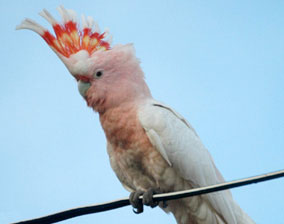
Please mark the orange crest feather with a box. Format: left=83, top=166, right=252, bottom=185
left=16, top=6, right=111, bottom=58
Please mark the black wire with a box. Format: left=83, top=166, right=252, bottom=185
left=152, top=169, right=284, bottom=202
left=12, top=169, right=284, bottom=224
left=13, top=199, right=130, bottom=224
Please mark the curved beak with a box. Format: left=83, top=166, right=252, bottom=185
left=78, top=80, right=91, bottom=98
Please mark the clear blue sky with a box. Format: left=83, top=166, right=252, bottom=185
left=1, top=0, right=283, bottom=223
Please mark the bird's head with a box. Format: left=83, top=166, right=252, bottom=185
left=17, top=6, right=151, bottom=113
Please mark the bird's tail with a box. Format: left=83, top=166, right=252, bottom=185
left=231, top=201, right=255, bottom=224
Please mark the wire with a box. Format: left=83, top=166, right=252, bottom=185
left=12, top=169, right=284, bottom=224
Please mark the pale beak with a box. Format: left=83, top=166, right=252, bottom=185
left=78, top=80, right=91, bottom=98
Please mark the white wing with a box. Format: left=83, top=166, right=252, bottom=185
left=138, top=99, right=239, bottom=223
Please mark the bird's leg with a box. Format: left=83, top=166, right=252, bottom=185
left=130, top=188, right=165, bottom=214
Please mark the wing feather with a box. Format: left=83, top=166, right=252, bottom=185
left=138, top=99, right=238, bottom=223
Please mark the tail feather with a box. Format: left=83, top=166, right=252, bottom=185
left=161, top=196, right=254, bottom=224
left=232, top=201, right=255, bottom=224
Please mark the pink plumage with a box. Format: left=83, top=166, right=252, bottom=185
left=17, top=6, right=255, bottom=224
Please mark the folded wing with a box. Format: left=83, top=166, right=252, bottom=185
left=138, top=99, right=238, bottom=223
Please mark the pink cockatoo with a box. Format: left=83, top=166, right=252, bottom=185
left=17, top=6, right=255, bottom=224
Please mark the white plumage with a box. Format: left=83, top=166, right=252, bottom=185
left=138, top=99, right=254, bottom=224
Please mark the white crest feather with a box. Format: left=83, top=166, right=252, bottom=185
left=86, top=16, right=100, bottom=33
left=16, top=18, right=45, bottom=35
left=104, top=28, right=113, bottom=45
left=39, top=9, right=57, bottom=26
left=57, top=5, right=69, bottom=24
left=81, top=14, right=88, bottom=29
left=67, top=9, right=78, bottom=23
left=105, top=34, right=113, bottom=45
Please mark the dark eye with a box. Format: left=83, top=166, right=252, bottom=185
left=94, top=70, right=103, bottom=79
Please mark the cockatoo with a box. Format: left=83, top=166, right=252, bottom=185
left=17, top=6, right=255, bottom=224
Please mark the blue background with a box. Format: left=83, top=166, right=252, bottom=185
left=1, top=1, right=283, bottom=223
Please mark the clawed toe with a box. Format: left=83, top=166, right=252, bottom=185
left=129, top=188, right=163, bottom=214
left=129, top=190, right=144, bottom=214
left=143, top=188, right=160, bottom=208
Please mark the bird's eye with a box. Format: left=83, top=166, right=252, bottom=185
left=94, top=70, right=103, bottom=79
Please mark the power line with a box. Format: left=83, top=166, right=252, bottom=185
left=13, top=169, right=284, bottom=224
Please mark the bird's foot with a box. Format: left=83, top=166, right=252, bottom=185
left=130, top=190, right=144, bottom=214
left=129, top=188, right=162, bottom=214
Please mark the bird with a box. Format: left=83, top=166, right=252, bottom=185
left=16, top=6, right=255, bottom=224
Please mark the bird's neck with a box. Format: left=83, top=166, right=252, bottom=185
left=98, top=100, right=145, bottom=149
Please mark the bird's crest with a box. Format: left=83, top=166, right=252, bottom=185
left=16, top=6, right=112, bottom=58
